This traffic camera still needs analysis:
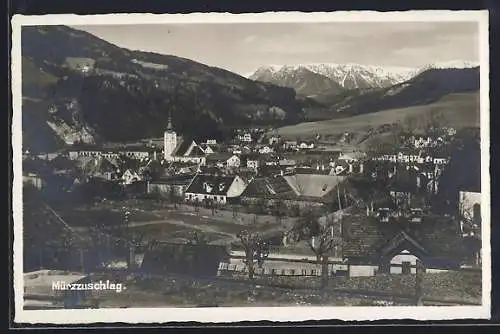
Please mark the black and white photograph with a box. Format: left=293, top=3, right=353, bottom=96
left=11, top=11, right=490, bottom=323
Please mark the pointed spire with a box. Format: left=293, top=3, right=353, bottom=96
left=167, top=111, right=173, bottom=131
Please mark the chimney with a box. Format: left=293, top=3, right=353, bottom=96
left=348, top=164, right=353, bottom=174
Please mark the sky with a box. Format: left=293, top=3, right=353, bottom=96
left=73, top=21, right=479, bottom=76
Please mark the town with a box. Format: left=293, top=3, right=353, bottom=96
left=22, top=110, right=482, bottom=309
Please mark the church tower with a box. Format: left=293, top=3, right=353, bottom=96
left=163, top=112, right=177, bottom=160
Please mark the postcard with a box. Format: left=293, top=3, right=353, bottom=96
left=11, top=10, right=490, bottom=324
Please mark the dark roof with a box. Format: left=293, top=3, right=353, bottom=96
left=187, top=145, right=206, bottom=157
left=48, top=155, right=76, bottom=170
left=198, top=166, right=223, bottom=174
left=173, top=138, right=192, bottom=156
left=185, top=174, right=237, bottom=196
left=241, top=176, right=297, bottom=199
left=342, top=213, right=466, bottom=266
left=206, top=153, right=234, bottom=162
left=23, top=158, right=48, bottom=174
left=150, top=174, right=195, bottom=185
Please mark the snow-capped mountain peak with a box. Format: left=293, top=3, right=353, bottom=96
left=249, top=63, right=417, bottom=90
left=248, top=60, right=480, bottom=91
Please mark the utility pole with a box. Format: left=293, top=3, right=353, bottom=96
left=124, top=210, right=134, bottom=270
left=415, top=259, right=425, bottom=306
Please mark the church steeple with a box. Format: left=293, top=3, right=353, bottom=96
left=167, top=111, right=173, bottom=132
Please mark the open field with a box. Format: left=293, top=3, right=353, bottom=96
left=277, top=92, right=479, bottom=140
left=55, top=199, right=294, bottom=245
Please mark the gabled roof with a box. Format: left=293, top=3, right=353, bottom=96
left=150, top=174, right=196, bottom=185
left=342, top=213, right=465, bottom=266
left=185, top=174, right=237, bottom=196
left=206, top=152, right=234, bottom=162
left=187, top=145, right=206, bottom=157
left=171, top=137, right=189, bottom=156
left=284, top=174, right=346, bottom=198
left=241, top=176, right=298, bottom=199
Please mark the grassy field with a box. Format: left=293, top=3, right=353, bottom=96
left=277, top=92, right=479, bottom=140
left=56, top=199, right=293, bottom=245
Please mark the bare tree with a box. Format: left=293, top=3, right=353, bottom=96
left=168, top=185, right=178, bottom=209
left=297, top=211, right=339, bottom=289
left=236, top=230, right=270, bottom=279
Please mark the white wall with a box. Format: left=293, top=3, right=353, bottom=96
left=349, top=265, right=377, bottom=277
left=185, top=193, right=227, bottom=204
left=226, top=176, right=248, bottom=198
left=390, top=251, right=420, bottom=274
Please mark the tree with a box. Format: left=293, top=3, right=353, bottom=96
left=236, top=230, right=270, bottom=279
left=168, top=185, right=178, bottom=208
left=232, top=203, right=239, bottom=218
left=273, top=197, right=285, bottom=224
left=295, top=211, right=339, bottom=289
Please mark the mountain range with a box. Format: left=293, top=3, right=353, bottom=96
left=21, top=25, right=313, bottom=153
left=248, top=61, right=479, bottom=97
left=20, top=25, right=481, bottom=154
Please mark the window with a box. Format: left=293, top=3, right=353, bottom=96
left=290, top=269, right=295, bottom=276
left=281, top=269, right=286, bottom=276
left=311, top=269, right=316, bottom=276
left=302, top=269, right=307, bottom=276
left=402, top=261, right=411, bottom=275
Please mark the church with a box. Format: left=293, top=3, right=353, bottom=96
left=163, top=113, right=210, bottom=165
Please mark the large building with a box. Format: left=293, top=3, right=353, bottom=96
left=163, top=113, right=209, bottom=165
left=163, top=112, right=178, bottom=159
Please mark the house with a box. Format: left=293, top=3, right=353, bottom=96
left=199, top=143, right=216, bottom=155
left=147, top=174, right=196, bottom=198
left=48, top=155, right=78, bottom=175
left=240, top=133, right=253, bottom=143
left=162, top=114, right=207, bottom=164
left=242, top=154, right=261, bottom=169
left=258, top=145, right=274, bottom=154
left=121, top=169, right=142, bottom=185
left=341, top=213, right=475, bottom=276
left=278, top=159, right=296, bottom=167
left=206, top=153, right=241, bottom=169
left=168, top=139, right=207, bottom=165
left=24, top=270, right=94, bottom=309
left=23, top=172, right=45, bottom=190
left=268, top=136, right=280, bottom=146
left=184, top=174, right=248, bottom=204
left=141, top=241, right=230, bottom=277
left=240, top=175, right=299, bottom=207
left=80, top=157, right=119, bottom=181
left=338, top=151, right=366, bottom=163
left=459, top=190, right=482, bottom=229
left=298, top=141, right=315, bottom=150
left=206, top=139, right=217, bottom=145
left=283, top=140, right=298, bottom=150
